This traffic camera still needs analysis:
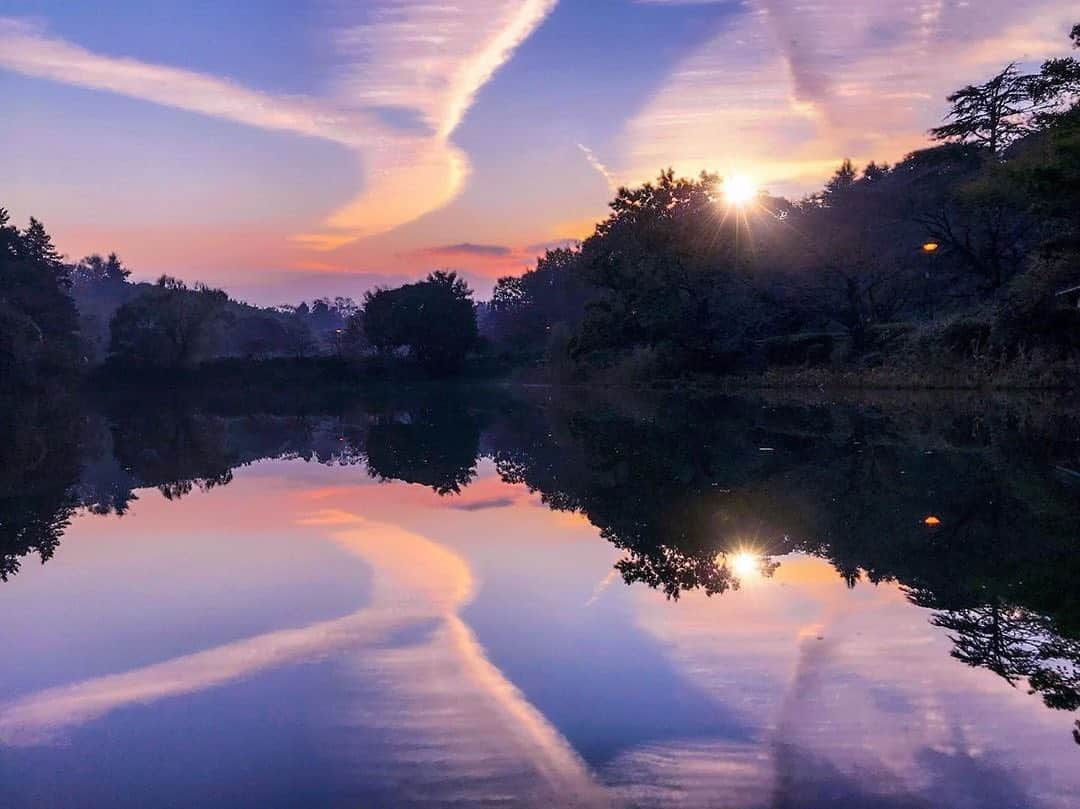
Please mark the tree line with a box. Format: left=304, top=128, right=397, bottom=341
left=3, top=23, right=1078, bottom=389
left=1, top=208, right=482, bottom=386
left=484, top=24, right=1080, bottom=384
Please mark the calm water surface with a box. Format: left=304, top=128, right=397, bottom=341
left=1, top=389, right=1078, bottom=807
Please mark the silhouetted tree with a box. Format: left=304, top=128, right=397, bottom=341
left=108, top=276, right=229, bottom=369
left=862, top=161, right=891, bottom=182
left=340, top=310, right=369, bottom=357
left=822, top=158, right=858, bottom=204
left=19, top=217, right=65, bottom=268
left=72, top=252, right=130, bottom=288
left=1028, top=24, right=1080, bottom=124
left=0, top=209, right=80, bottom=388
left=930, top=64, right=1041, bottom=154
left=363, top=271, right=478, bottom=373
left=933, top=603, right=1080, bottom=712
left=487, top=247, right=589, bottom=360
left=568, top=170, right=781, bottom=375
left=231, top=312, right=297, bottom=359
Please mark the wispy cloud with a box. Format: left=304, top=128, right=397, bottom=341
left=620, top=1, right=1074, bottom=195
left=577, top=143, right=619, bottom=190
left=332, top=1, right=558, bottom=140
left=0, top=3, right=558, bottom=249
left=300, top=0, right=558, bottom=248
left=0, top=18, right=366, bottom=147
left=419, top=242, right=514, bottom=258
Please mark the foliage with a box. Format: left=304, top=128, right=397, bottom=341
left=567, top=170, right=780, bottom=373
left=0, top=209, right=80, bottom=388
left=486, top=247, right=589, bottom=361
left=0, top=392, right=81, bottom=580
left=72, top=253, right=130, bottom=288
left=108, top=276, right=230, bottom=369
left=363, top=271, right=478, bottom=374
left=340, top=310, right=369, bottom=357
left=930, top=63, right=1043, bottom=153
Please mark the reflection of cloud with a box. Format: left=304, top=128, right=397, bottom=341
left=619, top=554, right=1080, bottom=808
left=584, top=569, right=619, bottom=607
left=0, top=514, right=465, bottom=747
left=0, top=510, right=607, bottom=806
left=0, top=602, right=405, bottom=747
left=335, top=614, right=609, bottom=807
left=0, top=3, right=557, bottom=248
left=448, top=496, right=517, bottom=512
left=621, top=1, right=1074, bottom=195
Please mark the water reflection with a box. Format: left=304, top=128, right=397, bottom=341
left=0, top=387, right=1078, bottom=805
left=0, top=393, right=80, bottom=580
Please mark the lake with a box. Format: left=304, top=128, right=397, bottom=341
left=1, top=387, right=1078, bottom=808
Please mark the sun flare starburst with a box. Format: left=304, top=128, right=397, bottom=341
left=729, top=549, right=761, bottom=579
left=723, top=174, right=756, bottom=208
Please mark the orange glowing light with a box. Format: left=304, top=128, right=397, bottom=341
left=922, top=242, right=940, bottom=253
left=924, top=515, right=942, bottom=526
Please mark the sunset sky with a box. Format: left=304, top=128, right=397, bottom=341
left=3, top=1, right=1075, bottom=304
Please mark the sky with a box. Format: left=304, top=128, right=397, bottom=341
left=2, top=0, right=1076, bottom=305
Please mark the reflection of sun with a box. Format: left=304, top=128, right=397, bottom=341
left=730, top=549, right=760, bottom=579
left=723, top=174, right=756, bottom=208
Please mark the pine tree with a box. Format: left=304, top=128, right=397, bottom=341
left=930, top=64, right=1036, bottom=154
left=823, top=159, right=857, bottom=204
left=20, top=218, right=64, bottom=269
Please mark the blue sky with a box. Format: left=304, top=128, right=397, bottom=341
left=2, top=1, right=1075, bottom=304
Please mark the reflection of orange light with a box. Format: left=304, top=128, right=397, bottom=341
left=924, top=515, right=942, bottom=526
left=730, top=550, right=760, bottom=578
left=922, top=242, right=940, bottom=253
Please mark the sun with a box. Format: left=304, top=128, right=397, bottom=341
left=723, top=173, right=757, bottom=208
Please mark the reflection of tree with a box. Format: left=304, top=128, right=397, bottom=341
left=157, top=472, right=234, bottom=501
left=932, top=602, right=1080, bottom=712
left=771, top=400, right=1080, bottom=742
left=493, top=397, right=796, bottom=598
left=491, top=391, right=1080, bottom=745
left=616, top=549, right=780, bottom=600
left=0, top=394, right=81, bottom=580
left=111, top=410, right=237, bottom=502
left=7, top=385, right=1080, bottom=749
left=364, top=406, right=480, bottom=495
